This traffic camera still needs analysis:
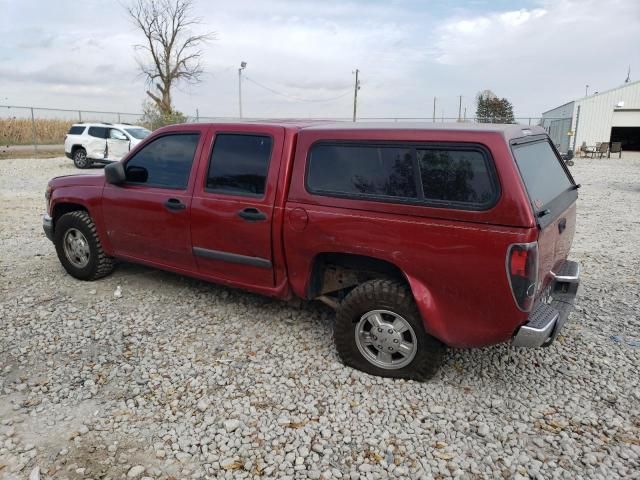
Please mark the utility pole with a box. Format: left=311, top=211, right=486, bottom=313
left=458, top=95, right=462, bottom=122
left=352, top=69, right=360, bottom=122
left=432, top=97, right=436, bottom=122
left=238, top=61, right=247, bottom=118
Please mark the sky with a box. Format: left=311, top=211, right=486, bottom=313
left=1, top=0, right=639, bottom=120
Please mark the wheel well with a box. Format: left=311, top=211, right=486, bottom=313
left=308, top=253, right=407, bottom=299
left=53, top=203, right=87, bottom=224
left=71, top=145, right=85, bottom=154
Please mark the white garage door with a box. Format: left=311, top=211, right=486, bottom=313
left=612, top=110, right=640, bottom=127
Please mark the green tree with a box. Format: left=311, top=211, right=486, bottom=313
left=476, top=90, right=515, bottom=123
left=140, top=100, right=187, bottom=130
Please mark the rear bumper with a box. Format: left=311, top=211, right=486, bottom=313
left=65, top=152, right=72, bottom=160
left=512, top=260, right=580, bottom=347
left=43, top=214, right=54, bottom=241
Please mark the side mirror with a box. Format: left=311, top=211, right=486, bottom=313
left=105, top=162, right=126, bottom=185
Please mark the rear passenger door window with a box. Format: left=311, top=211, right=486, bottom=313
left=417, top=149, right=497, bottom=207
left=124, top=133, right=199, bottom=189
left=68, top=126, right=85, bottom=135
left=206, top=134, right=273, bottom=196
left=88, top=127, right=108, bottom=139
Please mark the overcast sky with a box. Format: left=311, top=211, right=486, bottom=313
left=1, top=0, right=639, bottom=120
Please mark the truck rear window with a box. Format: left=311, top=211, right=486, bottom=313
left=512, top=139, right=572, bottom=211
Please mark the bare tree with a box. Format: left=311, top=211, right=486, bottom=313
left=126, top=0, right=215, bottom=115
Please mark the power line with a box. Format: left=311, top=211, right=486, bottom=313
left=243, top=76, right=352, bottom=103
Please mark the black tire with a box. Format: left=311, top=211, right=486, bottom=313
left=54, top=211, right=114, bottom=280
left=335, top=279, right=444, bottom=381
left=73, top=148, right=90, bottom=169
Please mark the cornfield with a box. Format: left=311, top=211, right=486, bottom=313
left=0, top=118, right=73, bottom=146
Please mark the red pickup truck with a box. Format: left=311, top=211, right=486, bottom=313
left=43, top=122, right=580, bottom=380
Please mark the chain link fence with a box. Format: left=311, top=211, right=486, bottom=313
left=0, top=104, right=555, bottom=158
left=0, top=106, right=145, bottom=156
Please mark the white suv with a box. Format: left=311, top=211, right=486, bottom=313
left=64, top=123, right=151, bottom=168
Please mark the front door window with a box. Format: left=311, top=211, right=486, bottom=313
left=124, top=133, right=200, bottom=189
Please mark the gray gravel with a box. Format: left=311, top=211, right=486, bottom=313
left=1, top=155, right=639, bottom=479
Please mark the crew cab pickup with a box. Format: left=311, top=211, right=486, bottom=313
left=43, top=122, right=580, bottom=380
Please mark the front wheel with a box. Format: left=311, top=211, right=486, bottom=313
left=334, top=279, right=444, bottom=381
left=54, top=211, right=114, bottom=280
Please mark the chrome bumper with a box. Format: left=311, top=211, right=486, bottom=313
left=43, top=214, right=54, bottom=241
left=512, top=260, right=580, bottom=348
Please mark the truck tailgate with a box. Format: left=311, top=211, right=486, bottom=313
left=537, top=202, right=576, bottom=290
left=510, top=136, right=580, bottom=347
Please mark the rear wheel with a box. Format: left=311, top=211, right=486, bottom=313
left=73, top=148, right=90, bottom=169
left=54, top=211, right=114, bottom=280
left=334, top=279, right=444, bottom=381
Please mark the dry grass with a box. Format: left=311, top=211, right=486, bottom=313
left=0, top=118, right=72, bottom=146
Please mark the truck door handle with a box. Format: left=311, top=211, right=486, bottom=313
left=558, top=217, right=567, bottom=234
left=238, top=207, right=267, bottom=222
left=164, top=198, right=186, bottom=211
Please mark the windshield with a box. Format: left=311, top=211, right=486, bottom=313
left=512, top=139, right=573, bottom=211
left=125, top=128, right=151, bottom=140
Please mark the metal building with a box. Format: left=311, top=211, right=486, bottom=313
left=540, top=80, right=640, bottom=153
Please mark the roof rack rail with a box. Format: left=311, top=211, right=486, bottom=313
left=101, top=122, right=113, bottom=125
left=120, top=122, right=132, bottom=125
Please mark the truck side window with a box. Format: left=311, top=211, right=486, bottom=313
left=307, top=144, right=416, bottom=199
left=417, top=149, right=496, bottom=206
left=307, top=143, right=498, bottom=210
left=206, top=134, right=273, bottom=196
left=125, top=133, right=199, bottom=189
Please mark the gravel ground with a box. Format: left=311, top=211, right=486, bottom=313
left=1, top=154, right=639, bottom=480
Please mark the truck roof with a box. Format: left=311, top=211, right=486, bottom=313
left=300, top=121, right=545, bottom=138
left=188, top=120, right=545, bottom=140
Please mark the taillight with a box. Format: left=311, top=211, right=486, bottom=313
left=506, top=242, right=538, bottom=312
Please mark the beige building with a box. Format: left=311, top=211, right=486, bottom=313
left=540, top=80, right=640, bottom=153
